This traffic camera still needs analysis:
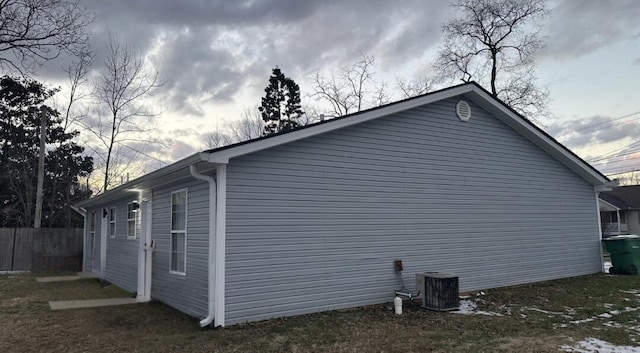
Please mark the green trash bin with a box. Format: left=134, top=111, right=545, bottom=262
left=604, top=235, right=640, bottom=275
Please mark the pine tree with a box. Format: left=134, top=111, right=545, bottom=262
left=259, top=67, right=304, bottom=135
left=0, top=75, right=93, bottom=227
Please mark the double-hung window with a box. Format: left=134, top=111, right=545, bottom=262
left=108, top=207, right=116, bottom=238
left=127, top=202, right=139, bottom=239
left=170, top=190, right=187, bottom=274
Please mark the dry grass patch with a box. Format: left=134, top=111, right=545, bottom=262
left=1, top=272, right=640, bottom=352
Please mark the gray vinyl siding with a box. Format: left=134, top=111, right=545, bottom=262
left=224, top=98, right=601, bottom=325
left=150, top=178, right=211, bottom=318
left=103, top=197, right=140, bottom=293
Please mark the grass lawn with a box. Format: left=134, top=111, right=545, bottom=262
left=1, top=272, right=640, bottom=352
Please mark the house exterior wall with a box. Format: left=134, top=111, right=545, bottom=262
left=628, top=210, right=640, bottom=235
left=150, top=177, right=211, bottom=318
left=102, top=197, right=140, bottom=293
left=223, top=98, right=601, bottom=325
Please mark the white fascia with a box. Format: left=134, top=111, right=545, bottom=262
left=595, top=180, right=618, bottom=192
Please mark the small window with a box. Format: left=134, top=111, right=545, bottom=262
left=170, top=190, right=187, bottom=274
left=620, top=212, right=627, bottom=224
left=127, top=202, right=139, bottom=239
left=109, top=207, right=116, bottom=238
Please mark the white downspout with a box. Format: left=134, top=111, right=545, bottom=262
left=71, top=205, right=87, bottom=272
left=189, top=165, right=217, bottom=327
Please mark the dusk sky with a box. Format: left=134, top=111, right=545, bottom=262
left=36, top=0, right=640, bottom=181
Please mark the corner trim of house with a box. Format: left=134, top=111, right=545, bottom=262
left=214, top=164, right=227, bottom=327
left=595, top=191, right=605, bottom=273
left=136, top=190, right=152, bottom=302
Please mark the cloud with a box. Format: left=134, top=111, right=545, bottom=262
left=36, top=0, right=450, bottom=117
left=543, top=0, right=640, bottom=59
left=546, top=114, right=640, bottom=150
left=169, top=140, right=198, bottom=161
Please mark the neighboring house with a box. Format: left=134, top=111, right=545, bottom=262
left=75, top=82, right=612, bottom=327
left=599, top=186, right=640, bottom=237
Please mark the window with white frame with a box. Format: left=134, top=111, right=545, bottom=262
left=108, top=207, right=116, bottom=237
left=127, top=202, right=139, bottom=239
left=170, top=190, right=187, bottom=274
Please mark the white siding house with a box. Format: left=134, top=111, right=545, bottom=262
left=77, top=82, right=612, bottom=327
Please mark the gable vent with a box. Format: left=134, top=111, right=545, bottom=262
left=456, top=100, right=471, bottom=121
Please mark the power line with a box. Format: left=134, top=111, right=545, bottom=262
left=117, top=141, right=169, bottom=166
left=587, top=140, right=640, bottom=163
left=573, top=110, right=640, bottom=135
left=590, top=148, right=640, bottom=166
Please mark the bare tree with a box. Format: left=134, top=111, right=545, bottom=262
left=396, top=75, right=436, bottom=98
left=228, top=107, right=264, bottom=142
left=91, top=33, right=161, bottom=192
left=61, top=46, right=93, bottom=131
left=434, top=0, right=550, bottom=118
left=310, top=54, right=387, bottom=117
left=202, top=131, right=233, bottom=149
left=0, top=0, right=94, bottom=75
left=201, top=121, right=233, bottom=150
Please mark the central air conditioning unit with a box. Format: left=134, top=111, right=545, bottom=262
left=416, top=272, right=459, bottom=311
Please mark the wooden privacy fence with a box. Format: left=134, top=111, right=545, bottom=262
left=0, top=228, right=83, bottom=272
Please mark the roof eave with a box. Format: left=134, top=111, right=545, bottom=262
left=203, top=82, right=609, bottom=187
left=77, top=153, right=205, bottom=208
left=202, top=84, right=476, bottom=163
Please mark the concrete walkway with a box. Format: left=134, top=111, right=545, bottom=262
left=49, top=297, right=140, bottom=310
left=36, top=272, right=97, bottom=283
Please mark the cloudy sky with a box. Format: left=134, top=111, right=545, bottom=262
left=37, top=0, right=640, bottom=181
